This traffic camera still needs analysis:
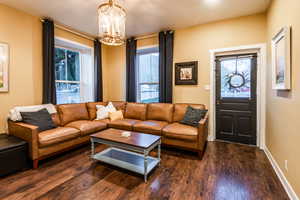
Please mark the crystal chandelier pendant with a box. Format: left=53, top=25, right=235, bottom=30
left=98, top=0, right=126, bottom=46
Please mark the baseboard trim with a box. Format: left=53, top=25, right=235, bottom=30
left=264, top=147, right=299, bottom=200
left=207, top=135, right=214, bottom=142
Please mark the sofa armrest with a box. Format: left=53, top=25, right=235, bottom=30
left=197, top=112, right=209, bottom=150
left=8, top=120, right=39, bottom=160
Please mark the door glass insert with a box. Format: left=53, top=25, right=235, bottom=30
left=220, top=57, right=251, bottom=98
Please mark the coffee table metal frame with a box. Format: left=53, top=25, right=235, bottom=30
left=91, top=136, right=161, bottom=182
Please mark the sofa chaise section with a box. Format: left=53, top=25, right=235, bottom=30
left=162, top=103, right=209, bottom=157
left=8, top=103, right=108, bottom=168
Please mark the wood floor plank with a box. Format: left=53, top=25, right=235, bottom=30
left=0, top=149, right=94, bottom=199
left=0, top=141, right=289, bottom=200
left=36, top=164, right=114, bottom=200
left=0, top=148, right=89, bottom=198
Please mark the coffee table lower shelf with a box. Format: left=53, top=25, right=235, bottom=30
left=92, top=147, right=160, bottom=182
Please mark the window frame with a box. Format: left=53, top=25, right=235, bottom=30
left=136, top=46, right=159, bottom=103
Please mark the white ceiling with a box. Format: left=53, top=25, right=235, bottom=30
left=0, top=0, right=271, bottom=37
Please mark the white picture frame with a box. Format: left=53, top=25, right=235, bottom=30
left=0, top=43, right=9, bottom=92
left=272, top=26, right=291, bottom=90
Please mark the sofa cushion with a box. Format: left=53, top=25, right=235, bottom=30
left=65, top=120, right=107, bottom=136
left=96, top=118, right=110, bottom=124
left=125, top=103, right=147, bottom=120
left=146, top=103, right=174, bottom=123
left=51, top=113, right=61, bottom=126
left=133, top=120, right=168, bottom=135
left=58, top=104, right=90, bottom=125
left=51, top=105, right=61, bottom=126
left=108, top=119, right=141, bottom=131
left=86, top=102, right=107, bottom=120
left=39, top=127, right=80, bottom=147
left=173, top=103, right=206, bottom=122
left=111, top=101, right=127, bottom=113
left=162, top=123, right=198, bottom=141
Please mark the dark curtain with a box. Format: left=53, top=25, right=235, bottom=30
left=94, top=39, right=103, bottom=102
left=42, top=19, right=56, bottom=104
left=126, top=38, right=137, bottom=102
left=159, top=30, right=174, bottom=103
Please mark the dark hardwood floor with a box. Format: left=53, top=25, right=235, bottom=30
left=0, top=141, right=289, bottom=200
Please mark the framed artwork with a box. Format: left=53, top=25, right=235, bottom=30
left=272, top=26, right=291, bottom=90
left=0, top=43, right=9, bottom=92
left=175, top=61, right=198, bottom=85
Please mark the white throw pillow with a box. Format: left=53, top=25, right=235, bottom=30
left=96, top=102, right=116, bottom=120
left=8, top=104, right=57, bottom=121
left=106, top=102, right=116, bottom=113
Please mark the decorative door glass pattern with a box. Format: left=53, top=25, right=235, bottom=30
left=220, top=57, right=251, bottom=98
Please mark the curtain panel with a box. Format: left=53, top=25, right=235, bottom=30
left=126, top=38, right=137, bottom=102
left=159, top=30, right=174, bottom=103
left=94, top=39, right=103, bottom=102
left=42, top=19, right=56, bottom=104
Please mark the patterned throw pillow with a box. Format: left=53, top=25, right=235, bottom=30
left=96, top=102, right=117, bottom=120
left=180, top=106, right=207, bottom=127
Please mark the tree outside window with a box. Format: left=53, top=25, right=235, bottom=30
left=55, top=47, right=81, bottom=104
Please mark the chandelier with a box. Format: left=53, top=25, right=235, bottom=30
left=98, top=0, right=126, bottom=46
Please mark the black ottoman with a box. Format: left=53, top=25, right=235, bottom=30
left=0, top=134, right=29, bottom=176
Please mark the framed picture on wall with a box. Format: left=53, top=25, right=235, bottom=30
left=175, top=61, right=198, bottom=85
left=272, top=26, right=291, bottom=90
left=0, top=42, right=9, bottom=92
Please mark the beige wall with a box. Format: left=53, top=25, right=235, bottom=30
left=266, top=0, right=300, bottom=196
left=102, top=45, right=110, bottom=102
left=104, top=45, right=126, bottom=101
left=173, top=13, right=266, bottom=108
left=55, top=28, right=93, bottom=47
left=137, top=37, right=158, bottom=49
left=0, top=4, right=104, bottom=133
left=0, top=4, right=42, bottom=133
left=105, top=14, right=267, bottom=110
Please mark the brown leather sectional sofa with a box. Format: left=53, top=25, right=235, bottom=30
left=8, top=101, right=209, bottom=168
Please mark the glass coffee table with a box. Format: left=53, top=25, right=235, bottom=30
left=90, top=128, right=161, bottom=182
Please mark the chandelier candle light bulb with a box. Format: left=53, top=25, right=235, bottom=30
left=98, top=0, right=126, bottom=46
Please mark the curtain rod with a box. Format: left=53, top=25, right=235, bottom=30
left=40, top=18, right=96, bottom=41
left=40, top=18, right=173, bottom=43
left=134, top=33, right=158, bottom=40
left=134, top=30, right=174, bottom=40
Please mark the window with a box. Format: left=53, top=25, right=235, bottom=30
left=136, top=47, right=159, bottom=103
left=55, top=38, right=94, bottom=104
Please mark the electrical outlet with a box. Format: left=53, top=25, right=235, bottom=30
left=285, top=160, right=288, bottom=171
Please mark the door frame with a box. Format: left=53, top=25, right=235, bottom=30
left=209, top=44, right=267, bottom=149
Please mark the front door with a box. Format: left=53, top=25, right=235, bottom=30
left=215, top=54, right=257, bottom=145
